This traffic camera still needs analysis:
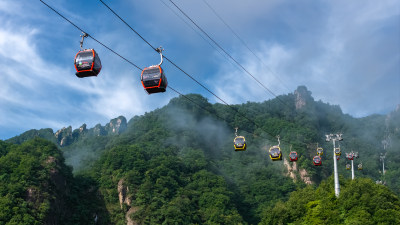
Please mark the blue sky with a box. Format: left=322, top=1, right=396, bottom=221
left=0, top=0, right=399, bottom=140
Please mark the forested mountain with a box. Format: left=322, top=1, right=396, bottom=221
left=3, top=86, right=400, bottom=224
left=0, top=138, right=105, bottom=224
left=262, top=177, right=400, bottom=224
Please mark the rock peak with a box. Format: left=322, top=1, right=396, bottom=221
left=294, top=86, right=313, bottom=110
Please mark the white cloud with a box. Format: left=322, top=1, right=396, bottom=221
left=0, top=22, right=160, bottom=139
left=1, top=0, right=398, bottom=139
left=208, top=0, right=399, bottom=118
left=208, top=43, right=294, bottom=104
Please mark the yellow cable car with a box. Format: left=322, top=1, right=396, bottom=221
left=269, top=145, right=282, bottom=161
left=358, top=163, right=363, bottom=170
left=233, top=128, right=246, bottom=151
left=317, top=147, right=324, bottom=156
left=346, top=164, right=351, bottom=170
left=335, top=147, right=341, bottom=156
left=234, top=136, right=246, bottom=151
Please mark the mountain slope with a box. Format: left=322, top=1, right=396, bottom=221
left=0, top=138, right=109, bottom=224
left=5, top=86, right=400, bottom=224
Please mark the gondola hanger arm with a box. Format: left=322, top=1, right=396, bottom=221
left=80, top=32, right=88, bottom=50
left=156, top=46, right=164, bottom=66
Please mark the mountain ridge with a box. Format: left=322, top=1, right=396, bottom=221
left=3, top=86, right=400, bottom=224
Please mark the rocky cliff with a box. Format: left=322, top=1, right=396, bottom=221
left=8, top=116, right=128, bottom=147
left=294, top=85, right=314, bottom=110
left=118, top=179, right=139, bottom=225
left=283, top=157, right=313, bottom=185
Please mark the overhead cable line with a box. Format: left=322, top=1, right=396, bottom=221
left=98, top=0, right=226, bottom=105
left=168, top=86, right=254, bottom=135
left=38, top=0, right=142, bottom=71
left=39, top=0, right=293, bottom=147
left=201, top=0, right=291, bottom=93
left=157, top=0, right=243, bottom=72
left=167, top=0, right=288, bottom=106
left=98, top=0, right=296, bottom=145
left=39, top=0, right=255, bottom=135
left=97, top=0, right=261, bottom=127
left=38, top=0, right=230, bottom=116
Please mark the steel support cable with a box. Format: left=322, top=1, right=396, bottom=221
left=95, top=0, right=291, bottom=146
left=201, top=0, right=291, bottom=93
left=39, top=0, right=142, bottom=71
left=40, top=0, right=292, bottom=147
left=38, top=0, right=253, bottom=129
left=157, top=0, right=243, bottom=72
left=167, top=86, right=254, bottom=135
left=97, top=0, right=260, bottom=128
left=164, top=55, right=259, bottom=131
left=98, top=1, right=224, bottom=103
left=39, top=0, right=254, bottom=135
left=168, top=0, right=288, bottom=106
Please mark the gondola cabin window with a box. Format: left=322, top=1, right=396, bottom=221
left=141, top=65, right=167, bottom=94
left=75, top=51, right=94, bottom=70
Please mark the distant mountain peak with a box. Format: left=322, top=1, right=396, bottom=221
left=294, top=85, right=314, bottom=110
left=7, top=116, right=127, bottom=147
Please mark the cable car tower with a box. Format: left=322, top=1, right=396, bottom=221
left=345, top=151, right=359, bottom=180
left=380, top=153, right=386, bottom=175
left=380, top=139, right=388, bottom=175
left=326, top=133, right=343, bottom=197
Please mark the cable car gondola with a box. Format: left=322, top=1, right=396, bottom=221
left=335, top=147, right=341, bottom=156
left=346, top=164, right=351, bottom=170
left=74, top=33, right=102, bottom=78
left=317, top=147, right=323, bottom=156
left=233, top=127, right=246, bottom=151
left=336, top=155, right=340, bottom=161
left=269, top=136, right=282, bottom=161
left=141, top=47, right=168, bottom=94
left=289, top=151, right=298, bottom=162
left=313, top=155, right=322, bottom=166
left=358, top=163, right=363, bottom=170
left=269, top=146, right=282, bottom=161
left=234, top=136, right=246, bottom=151
left=346, top=153, right=354, bottom=160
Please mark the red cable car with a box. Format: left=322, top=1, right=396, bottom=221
left=289, top=151, right=298, bottom=162
left=313, top=155, right=322, bottom=166
left=346, top=153, right=354, bottom=160
left=74, top=49, right=102, bottom=78
left=74, top=33, right=102, bottom=78
left=141, top=47, right=168, bottom=94
left=141, top=65, right=167, bottom=94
